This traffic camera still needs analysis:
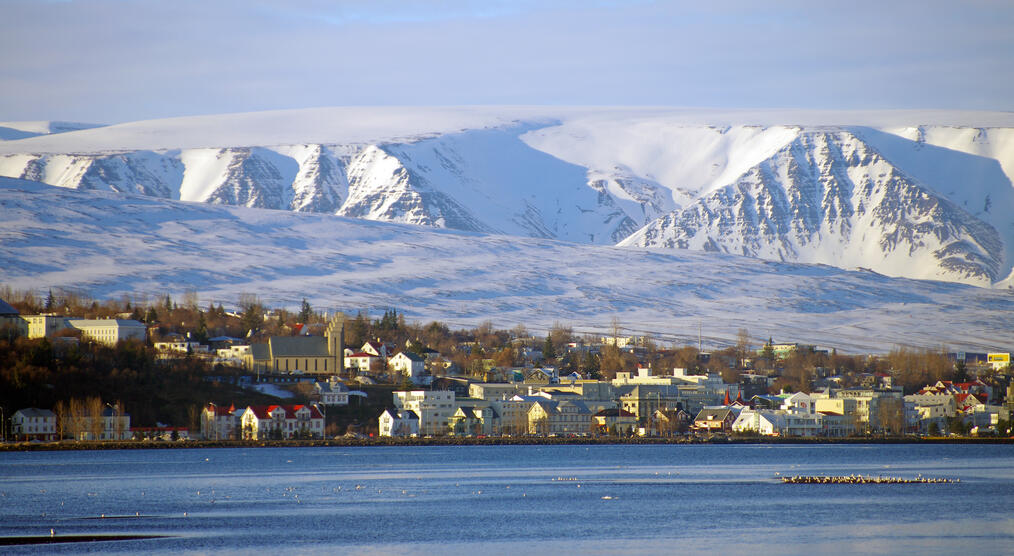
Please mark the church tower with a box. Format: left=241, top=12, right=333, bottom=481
left=325, top=313, right=345, bottom=373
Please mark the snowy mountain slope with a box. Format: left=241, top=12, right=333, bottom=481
left=852, top=126, right=1014, bottom=284
left=620, top=130, right=1004, bottom=286
left=2, top=177, right=1013, bottom=353
left=2, top=107, right=1014, bottom=284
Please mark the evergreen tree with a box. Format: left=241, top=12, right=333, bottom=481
left=543, top=335, right=556, bottom=360
left=377, top=308, right=399, bottom=331
left=954, top=360, right=969, bottom=382
left=145, top=307, right=158, bottom=324
left=347, top=311, right=369, bottom=347
left=298, top=298, right=313, bottom=323
left=163, top=294, right=173, bottom=313
left=761, top=337, right=775, bottom=366
left=44, top=289, right=55, bottom=312
left=194, top=312, right=209, bottom=344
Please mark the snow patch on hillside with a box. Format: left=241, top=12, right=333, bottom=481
left=2, top=177, right=1013, bottom=354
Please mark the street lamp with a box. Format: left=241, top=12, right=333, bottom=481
left=105, top=403, right=121, bottom=441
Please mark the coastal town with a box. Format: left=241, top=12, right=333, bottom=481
left=0, top=291, right=1011, bottom=444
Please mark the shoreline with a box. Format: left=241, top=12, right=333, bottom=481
left=2, top=436, right=1012, bottom=451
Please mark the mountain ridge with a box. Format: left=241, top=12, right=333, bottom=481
left=2, top=108, right=1013, bottom=286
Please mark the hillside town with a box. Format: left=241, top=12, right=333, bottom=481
left=0, top=291, right=1011, bottom=443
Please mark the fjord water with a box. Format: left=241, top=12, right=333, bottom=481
left=1, top=444, right=1012, bottom=555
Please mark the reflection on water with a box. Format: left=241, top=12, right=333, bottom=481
left=1, top=444, right=1013, bottom=554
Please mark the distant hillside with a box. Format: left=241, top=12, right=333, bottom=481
left=2, top=177, right=1013, bottom=353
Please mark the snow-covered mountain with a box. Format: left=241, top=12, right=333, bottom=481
left=2, top=107, right=1013, bottom=285
left=3, top=177, right=1013, bottom=353
left=619, top=130, right=1004, bottom=285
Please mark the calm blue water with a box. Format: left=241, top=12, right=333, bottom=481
left=1, top=444, right=1012, bottom=555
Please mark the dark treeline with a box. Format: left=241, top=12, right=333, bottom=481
left=0, top=336, right=274, bottom=429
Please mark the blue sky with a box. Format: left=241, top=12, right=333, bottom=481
left=1, top=0, right=1012, bottom=123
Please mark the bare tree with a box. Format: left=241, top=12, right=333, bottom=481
left=736, top=328, right=751, bottom=368
left=85, top=396, right=103, bottom=440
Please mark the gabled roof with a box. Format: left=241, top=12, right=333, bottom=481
left=269, top=336, right=330, bottom=357
left=246, top=404, right=324, bottom=420
left=317, top=381, right=349, bottom=393
left=13, top=408, right=55, bottom=418
left=67, top=318, right=146, bottom=327
left=0, top=298, right=20, bottom=316
left=206, top=403, right=236, bottom=416
left=695, top=408, right=733, bottom=421
left=393, top=351, right=425, bottom=362
left=383, top=408, right=419, bottom=420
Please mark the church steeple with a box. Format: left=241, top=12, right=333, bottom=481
left=325, top=313, right=345, bottom=371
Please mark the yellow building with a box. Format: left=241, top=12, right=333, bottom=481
left=987, top=353, right=1010, bottom=371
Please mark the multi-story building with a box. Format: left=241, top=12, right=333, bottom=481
left=238, top=404, right=325, bottom=439
left=527, top=399, right=592, bottom=435
left=201, top=403, right=239, bottom=440
left=75, top=407, right=132, bottom=441
left=11, top=408, right=57, bottom=441
left=392, top=390, right=455, bottom=436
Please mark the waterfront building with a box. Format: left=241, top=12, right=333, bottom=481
left=379, top=409, right=419, bottom=437
left=238, top=404, right=324, bottom=440
left=11, top=408, right=57, bottom=441
left=392, top=390, right=455, bottom=436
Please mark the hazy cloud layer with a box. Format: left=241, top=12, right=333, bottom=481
left=2, top=0, right=1012, bottom=122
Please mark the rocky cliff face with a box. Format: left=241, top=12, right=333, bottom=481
left=620, top=131, right=1003, bottom=285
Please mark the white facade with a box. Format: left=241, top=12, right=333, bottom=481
left=201, top=404, right=239, bottom=440
left=379, top=409, right=420, bottom=437
left=239, top=404, right=325, bottom=440
left=316, top=379, right=350, bottom=406
left=389, top=352, right=425, bottom=380
left=66, top=319, right=146, bottom=346
left=23, top=315, right=67, bottom=338
left=155, top=340, right=209, bottom=354
left=11, top=408, right=57, bottom=441
left=733, top=408, right=824, bottom=437
left=392, top=390, right=455, bottom=435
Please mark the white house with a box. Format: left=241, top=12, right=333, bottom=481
left=344, top=350, right=383, bottom=374
left=316, top=378, right=350, bottom=406
left=732, top=408, right=824, bottom=437
left=239, top=404, right=325, bottom=440
left=11, top=408, right=57, bottom=441
left=379, top=409, right=420, bottom=437
left=732, top=409, right=785, bottom=436
left=389, top=351, right=426, bottom=381
left=361, top=340, right=395, bottom=358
